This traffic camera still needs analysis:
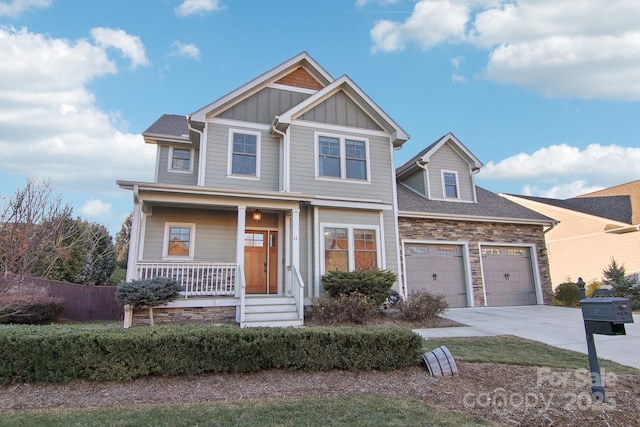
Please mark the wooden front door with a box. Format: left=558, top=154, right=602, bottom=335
left=244, top=230, right=278, bottom=294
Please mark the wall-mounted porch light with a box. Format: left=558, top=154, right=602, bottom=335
left=252, top=209, right=262, bottom=222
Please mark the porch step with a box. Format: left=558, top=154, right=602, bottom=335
left=242, top=296, right=303, bottom=328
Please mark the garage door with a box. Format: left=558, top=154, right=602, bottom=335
left=481, top=246, right=536, bottom=306
left=404, top=243, right=467, bottom=307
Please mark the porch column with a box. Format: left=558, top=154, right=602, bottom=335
left=236, top=206, right=246, bottom=297
left=290, top=208, right=300, bottom=297
left=124, top=185, right=141, bottom=328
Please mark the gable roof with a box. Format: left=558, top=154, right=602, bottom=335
left=398, top=184, right=555, bottom=225
left=577, top=180, right=640, bottom=224
left=189, top=52, right=333, bottom=123
left=142, top=114, right=189, bottom=143
left=273, top=74, right=410, bottom=148
left=396, top=132, right=482, bottom=177
left=508, top=193, right=633, bottom=225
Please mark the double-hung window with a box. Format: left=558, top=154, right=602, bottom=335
left=168, top=147, right=193, bottom=172
left=163, top=223, right=195, bottom=259
left=228, top=130, right=260, bottom=177
left=317, top=133, right=369, bottom=181
left=443, top=171, right=459, bottom=198
left=323, top=226, right=378, bottom=273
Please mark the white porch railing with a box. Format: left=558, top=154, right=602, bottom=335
left=135, top=262, right=237, bottom=297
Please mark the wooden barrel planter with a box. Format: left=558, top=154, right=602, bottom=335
left=422, top=345, right=458, bottom=377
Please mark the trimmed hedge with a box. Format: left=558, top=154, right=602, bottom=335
left=0, top=325, right=424, bottom=384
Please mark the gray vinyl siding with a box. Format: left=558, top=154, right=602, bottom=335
left=156, top=145, right=199, bottom=186
left=428, top=143, right=475, bottom=202
left=203, top=123, right=280, bottom=191
left=301, top=92, right=383, bottom=131
left=401, top=169, right=426, bottom=196
left=289, top=126, right=396, bottom=204
left=218, top=87, right=312, bottom=124
left=297, top=205, right=311, bottom=298
left=142, top=207, right=237, bottom=262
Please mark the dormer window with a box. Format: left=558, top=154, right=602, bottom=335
left=443, top=171, right=459, bottom=198
left=168, top=147, right=194, bottom=173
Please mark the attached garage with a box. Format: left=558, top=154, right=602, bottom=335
left=481, top=246, right=537, bottom=306
left=403, top=243, right=469, bottom=307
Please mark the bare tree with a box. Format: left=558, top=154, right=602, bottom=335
left=0, top=179, right=86, bottom=280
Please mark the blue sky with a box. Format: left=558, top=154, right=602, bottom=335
left=1, top=0, right=640, bottom=234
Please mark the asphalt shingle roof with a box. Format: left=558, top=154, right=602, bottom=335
left=397, top=184, right=555, bottom=223
left=143, top=114, right=189, bottom=138
left=510, top=194, right=633, bottom=224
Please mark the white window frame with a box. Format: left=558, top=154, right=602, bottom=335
left=167, top=146, right=194, bottom=173
left=227, top=129, right=261, bottom=179
left=162, top=222, right=196, bottom=260
left=314, top=132, right=370, bottom=183
left=320, top=224, right=380, bottom=273
left=442, top=170, right=460, bottom=199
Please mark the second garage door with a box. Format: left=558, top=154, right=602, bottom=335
left=481, top=246, right=537, bottom=306
left=404, top=243, right=467, bottom=307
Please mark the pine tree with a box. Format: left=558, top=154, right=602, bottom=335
left=602, top=258, right=640, bottom=309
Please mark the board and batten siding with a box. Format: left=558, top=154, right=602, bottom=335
left=428, top=143, right=475, bottom=202
left=156, top=145, right=199, bottom=186
left=203, top=122, right=280, bottom=192
left=142, top=207, right=237, bottom=262
left=218, top=87, right=312, bottom=125
left=288, top=126, right=396, bottom=204
left=300, top=91, right=383, bottom=131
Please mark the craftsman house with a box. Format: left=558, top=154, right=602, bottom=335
left=502, top=180, right=640, bottom=287
left=118, top=52, right=554, bottom=327
left=396, top=134, right=555, bottom=307
left=118, top=52, right=409, bottom=327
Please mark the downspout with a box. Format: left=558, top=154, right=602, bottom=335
left=186, top=115, right=205, bottom=186
left=270, top=116, right=288, bottom=193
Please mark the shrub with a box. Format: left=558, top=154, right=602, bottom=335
left=309, top=292, right=380, bottom=325
left=554, top=282, right=581, bottom=307
left=397, top=291, right=448, bottom=323
left=0, top=325, right=424, bottom=384
left=321, top=269, right=397, bottom=306
left=0, top=293, right=64, bottom=324
left=585, top=280, right=601, bottom=298
left=603, top=258, right=640, bottom=309
left=115, top=277, right=183, bottom=326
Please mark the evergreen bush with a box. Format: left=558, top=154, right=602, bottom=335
left=603, top=258, right=640, bottom=309
left=115, top=277, right=183, bottom=325
left=321, top=269, right=396, bottom=306
left=553, top=282, right=581, bottom=307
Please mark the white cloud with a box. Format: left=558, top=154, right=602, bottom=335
left=0, top=0, right=50, bottom=17
left=480, top=144, right=640, bottom=198
left=0, top=26, right=155, bottom=206
left=370, top=0, right=640, bottom=100
left=90, top=27, right=149, bottom=68
left=80, top=199, right=112, bottom=217
left=175, top=0, right=224, bottom=17
left=170, top=41, right=201, bottom=60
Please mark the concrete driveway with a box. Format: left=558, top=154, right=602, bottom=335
left=414, top=305, right=640, bottom=369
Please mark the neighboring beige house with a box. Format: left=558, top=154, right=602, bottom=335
left=396, top=134, right=555, bottom=307
left=501, top=180, right=640, bottom=288
left=118, top=52, right=556, bottom=327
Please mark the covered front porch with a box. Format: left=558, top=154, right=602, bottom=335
left=120, top=182, right=310, bottom=328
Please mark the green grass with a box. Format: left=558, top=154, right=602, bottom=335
left=0, top=394, right=492, bottom=427
left=423, top=335, right=640, bottom=374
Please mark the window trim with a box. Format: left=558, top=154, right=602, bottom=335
left=442, top=170, right=460, bottom=199
left=162, top=222, right=196, bottom=260
left=320, top=224, right=380, bottom=273
left=227, top=129, right=261, bottom=179
left=314, top=132, right=370, bottom=183
left=167, top=146, right=195, bottom=173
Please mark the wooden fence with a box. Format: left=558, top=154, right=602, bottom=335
left=1, top=275, right=122, bottom=322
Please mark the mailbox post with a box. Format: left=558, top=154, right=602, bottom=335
left=580, top=297, right=634, bottom=402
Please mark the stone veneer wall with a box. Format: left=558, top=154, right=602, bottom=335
left=398, top=217, right=554, bottom=306
left=132, top=306, right=237, bottom=327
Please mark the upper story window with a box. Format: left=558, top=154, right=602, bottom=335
left=168, top=147, right=194, bottom=173
left=443, top=171, right=459, bottom=198
left=163, top=222, right=195, bottom=259
left=316, top=133, right=369, bottom=182
left=228, top=129, right=261, bottom=178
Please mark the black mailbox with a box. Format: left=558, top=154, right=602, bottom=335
left=580, top=297, right=633, bottom=336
